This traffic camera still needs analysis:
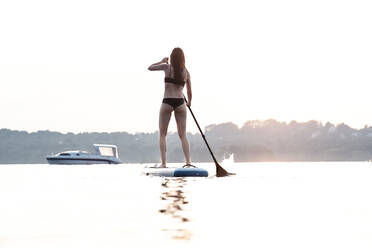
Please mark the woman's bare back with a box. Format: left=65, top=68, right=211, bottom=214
left=163, top=65, right=188, bottom=98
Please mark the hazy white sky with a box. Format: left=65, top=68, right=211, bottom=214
left=1, top=0, right=371, bottom=133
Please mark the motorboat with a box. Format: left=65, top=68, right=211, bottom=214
left=46, top=144, right=121, bottom=164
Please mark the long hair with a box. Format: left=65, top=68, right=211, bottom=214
left=170, top=47, right=186, bottom=82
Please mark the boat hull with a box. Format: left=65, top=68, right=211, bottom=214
left=47, top=157, right=120, bottom=165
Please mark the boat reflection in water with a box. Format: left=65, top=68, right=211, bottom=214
left=158, top=177, right=191, bottom=240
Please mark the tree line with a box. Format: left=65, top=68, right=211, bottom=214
left=1, top=119, right=372, bottom=164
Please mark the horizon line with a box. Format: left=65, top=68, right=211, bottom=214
left=1, top=118, right=371, bottom=135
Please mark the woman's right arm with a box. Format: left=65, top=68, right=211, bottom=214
left=148, top=57, right=169, bottom=71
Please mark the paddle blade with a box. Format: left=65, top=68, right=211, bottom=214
left=216, top=162, right=233, bottom=177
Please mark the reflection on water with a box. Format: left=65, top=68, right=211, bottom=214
left=158, top=177, right=191, bottom=240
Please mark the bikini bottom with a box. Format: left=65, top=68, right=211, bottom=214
left=162, top=98, right=185, bottom=110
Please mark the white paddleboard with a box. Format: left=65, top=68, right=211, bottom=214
left=142, top=166, right=208, bottom=177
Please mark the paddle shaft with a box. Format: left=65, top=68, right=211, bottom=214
left=185, top=103, right=219, bottom=165
left=183, top=97, right=230, bottom=177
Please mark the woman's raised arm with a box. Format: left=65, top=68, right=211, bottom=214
left=148, top=57, right=169, bottom=71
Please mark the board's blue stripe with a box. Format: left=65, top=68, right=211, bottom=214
left=173, top=168, right=208, bottom=177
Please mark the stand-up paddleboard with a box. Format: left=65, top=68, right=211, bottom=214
left=143, top=166, right=208, bottom=177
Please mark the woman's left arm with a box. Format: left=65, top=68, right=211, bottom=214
left=148, top=57, right=169, bottom=71
left=185, top=70, right=192, bottom=107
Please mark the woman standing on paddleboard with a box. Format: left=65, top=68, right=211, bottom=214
left=148, top=47, right=192, bottom=168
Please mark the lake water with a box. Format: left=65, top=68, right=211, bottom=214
left=0, top=162, right=372, bottom=248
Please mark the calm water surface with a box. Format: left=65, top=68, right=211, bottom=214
left=0, top=162, right=372, bottom=248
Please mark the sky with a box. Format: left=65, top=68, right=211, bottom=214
left=0, top=0, right=371, bottom=134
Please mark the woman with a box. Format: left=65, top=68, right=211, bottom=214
left=148, top=47, right=192, bottom=168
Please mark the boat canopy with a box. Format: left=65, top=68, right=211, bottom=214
left=93, top=144, right=118, bottom=158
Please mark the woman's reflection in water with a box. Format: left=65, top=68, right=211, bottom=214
left=159, top=177, right=191, bottom=240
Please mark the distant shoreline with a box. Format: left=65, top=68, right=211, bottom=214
left=1, top=119, right=372, bottom=163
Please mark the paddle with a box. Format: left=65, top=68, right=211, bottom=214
left=184, top=97, right=233, bottom=177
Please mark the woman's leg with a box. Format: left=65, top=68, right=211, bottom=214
left=174, top=104, right=191, bottom=165
left=159, top=103, right=173, bottom=167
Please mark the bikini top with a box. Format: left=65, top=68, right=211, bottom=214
left=164, top=66, right=186, bottom=86
left=164, top=77, right=185, bottom=86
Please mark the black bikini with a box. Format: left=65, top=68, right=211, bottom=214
left=162, top=97, right=185, bottom=109
left=164, top=77, right=185, bottom=86
left=162, top=68, right=186, bottom=110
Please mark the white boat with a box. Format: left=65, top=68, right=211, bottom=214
left=46, top=144, right=121, bottom=164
